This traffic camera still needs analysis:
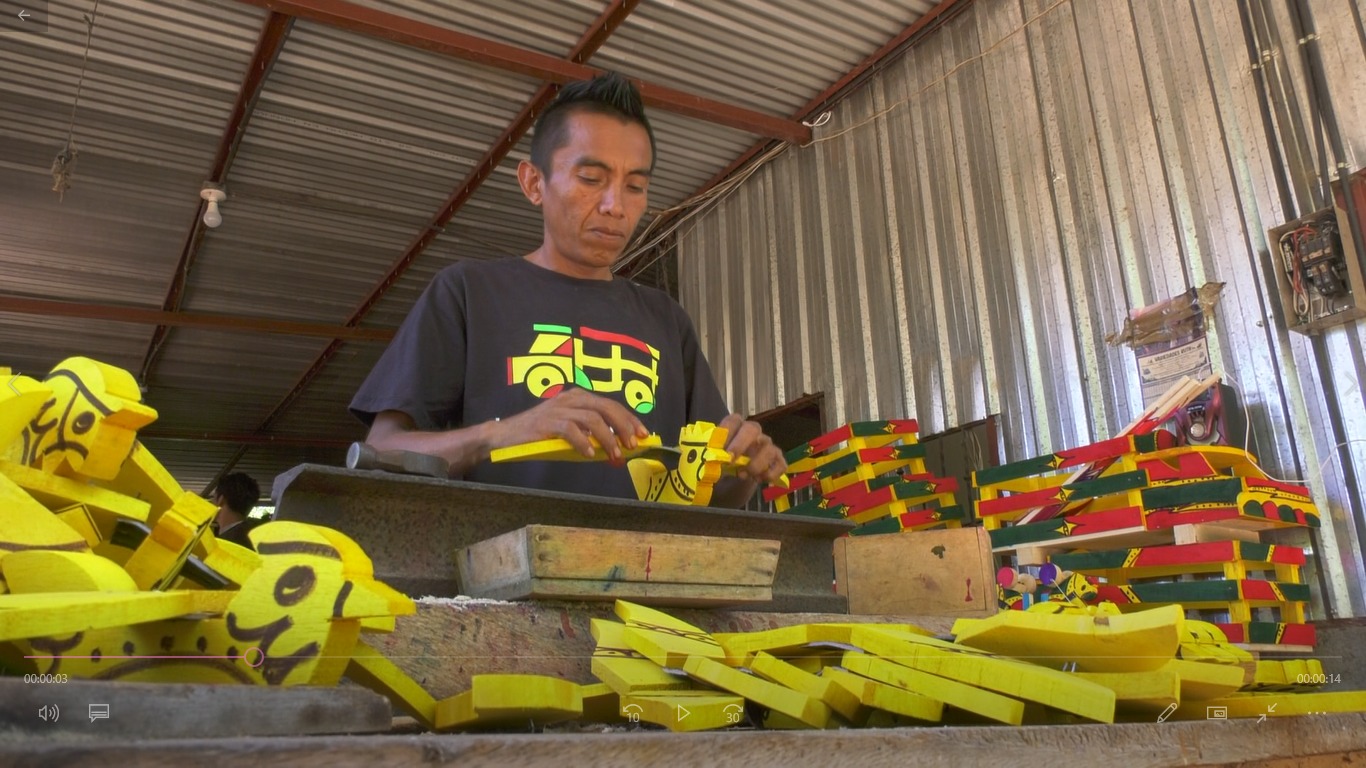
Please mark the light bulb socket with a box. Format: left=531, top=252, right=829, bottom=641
left=200, top=185, right=227, bottom=228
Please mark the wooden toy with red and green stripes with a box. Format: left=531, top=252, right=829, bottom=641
left=766, top=419, right=961, bottom=533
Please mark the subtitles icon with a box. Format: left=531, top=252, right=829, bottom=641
left=89, top=703, right=110, bottom=722
left=1206, top=706, right=1228, bottom=720
left=38, top=704, right=60, bottom=722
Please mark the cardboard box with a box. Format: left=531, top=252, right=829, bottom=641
left=834, top=527, right=997, bottom=617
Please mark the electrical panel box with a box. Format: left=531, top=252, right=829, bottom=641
left=1268, top=181, right=1366, bottom=335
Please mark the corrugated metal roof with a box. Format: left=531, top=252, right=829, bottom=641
left=2, top=0, right=949, bottom=496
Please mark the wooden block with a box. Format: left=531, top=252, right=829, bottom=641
left=346, top=640, right=438, bottom=728
left=714, top=623, right=931, bottom=666
left=682, top=655, right=831, bottom=729
left=840, top=651, right=1026, bottom=725
left=0, top=472, right=91, bottom=558
left=1, top=458, right=151, bottom=524
left=122, top=491, right=217, bottom=591
left=455, top=525, right=779, bottom=606
left=846, top=625, right=1116, bottom=722
left=821, top=666, right=944, bottom=722
left=620, top=691, right=747, bottom=731
left=589, top=618, right=691, bottom=693
left=0, top=590, right=233, bottom=643
left=616, top=600, right=726, bottom=669
left=434, top=674, right=582, bottom=731
left=750, top=651, right=863, bottom=721
left=834, top=527, right=997, bottom=617
left=951, top=603, right=1183, bottom=673
left=0, top=676, right=391, bottom=739
left=490, top=433, right=667, bottom=463
left=1076, top=666, right=1181, bottom=713
left=1, top=550, right=138, bottom=593
left=100, top=440, right=185, bottom=521
left=1171, top=658, right=1251, bottom=701
left=54, top=504, right=102, bottom=547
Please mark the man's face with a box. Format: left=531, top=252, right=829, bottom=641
left=520, top=110, right=652, bottom=279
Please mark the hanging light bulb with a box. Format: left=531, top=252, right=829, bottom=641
left=200, top=185, right=227, bottom=228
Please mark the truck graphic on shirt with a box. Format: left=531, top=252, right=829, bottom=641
left=507, top=324, right=661, bottom=414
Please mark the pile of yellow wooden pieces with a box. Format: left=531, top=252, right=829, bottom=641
left=405, top=599, right=1366, bottom=732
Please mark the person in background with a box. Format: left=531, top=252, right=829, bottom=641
left=211, top=472, right=263, bottom=548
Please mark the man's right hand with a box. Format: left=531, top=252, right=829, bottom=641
left=488, top=388, right=649, bottom=462
left=364, top=389, right=649, bottom=477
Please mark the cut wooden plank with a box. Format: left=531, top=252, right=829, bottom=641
left=0, top=676, right=391, bottom=739
left=683, top=655, right=831, bottom=729
left=345, top=641, right=438, bottom=728
left=455, top=525, right=779, bottom=606
left=951, top=604, right=1183, bottom=673
left=433, top=675, right=582, bottom=731
left=750, top=651, right=864, bottom=721
left=0, top=590, right=233, bottom=642
left=590, top=618, right=692, bottom=694
left=840, top=651, right=1026, bottom=725
left=834, top=527, right=997, bottom=617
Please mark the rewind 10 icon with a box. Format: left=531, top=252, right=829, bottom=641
left=38, top=704, right=60, bottom=722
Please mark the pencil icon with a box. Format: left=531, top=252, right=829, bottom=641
left=1157, top=703, right=1178, bottom=723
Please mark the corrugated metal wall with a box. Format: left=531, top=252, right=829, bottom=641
left=679, top=0, right=1366, bottom=617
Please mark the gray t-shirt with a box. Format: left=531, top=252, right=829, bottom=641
left=350, top=257, right=729, bottom=498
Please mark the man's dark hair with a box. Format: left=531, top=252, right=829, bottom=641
left=529, top=71, right=656, bottom=173
left=213, top=472, right=260, bottom=515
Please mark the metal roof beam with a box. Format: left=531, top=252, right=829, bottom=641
left=0, top=295, right=393, bottom=342
left=233, top=0, right=808, bottom=144
left=616, top=0, right=970, bottom=277
left=138, top=12, right=295, bottom=382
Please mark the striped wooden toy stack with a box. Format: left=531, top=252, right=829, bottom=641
left=764, top=419, right=963, bottom=536
left=972, top=433, right=1320, bottom=649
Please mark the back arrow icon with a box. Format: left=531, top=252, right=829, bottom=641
left=18, top=10, right=30, bottom=20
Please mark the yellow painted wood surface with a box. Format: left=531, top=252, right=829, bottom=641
left=1169, top=691, right=1366, bottom=720
left=0, top=472, right=91, bottom=558
left=1075, top=666, right=1181, bottom=712
left=952, top=603, right=1183, bottom=673
left=616, top=600, right=725, bottom=668
left=0, top=590, right=233, bottom=643
left=750, top=651, right=863, bottom=721
left=820, top=666, right=945, bottom=723
left=847, top=625, right=1115, bottom=722
left=841, top=651, right=1026, bottom=725
left=683, top=655, right=831, bottom=729
left=54, top=505, right=102, bottom=547
left=1, top=550, right=138, bottom=593
left=590, top=618, right=691, bottom=694
left=122, top=491, right=216, bottom=591
left=580, top=682, right=626, bottom=724
left=434, top=675, right=582, bottom=731
left=1172, top=659, right=1252, bottom=701
left=346, top=641, right=438, bottom=728
left=1, top=458, right=151, bottom=524
left=103, top=441, right=183, bottom=522
left=0, top=371, right=50, bottom=449
left=619, top=691, right=747, bottom=732
left=21, top=357, right=157, bottom=481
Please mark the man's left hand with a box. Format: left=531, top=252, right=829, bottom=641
left=717, top=413, right=787, bottom=486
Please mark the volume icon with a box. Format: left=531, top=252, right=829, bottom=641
left=38, top=704, right=60, bottom=722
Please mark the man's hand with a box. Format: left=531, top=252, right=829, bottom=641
left=489, top=388, right=649, bottom=462
left=717, top=413, right=787, bottom=485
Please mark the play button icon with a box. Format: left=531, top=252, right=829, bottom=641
left=676, top=704, right=690, bottom=722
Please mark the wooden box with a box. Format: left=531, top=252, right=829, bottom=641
left=834, top=527, right=998, bottom=617
left=455, top=525, right=780, bottom=607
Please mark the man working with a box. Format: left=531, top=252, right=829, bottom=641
left=350, top=72, right=785, bottom=506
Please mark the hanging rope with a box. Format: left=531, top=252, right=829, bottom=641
left=52, top=0, right=101, bottom=201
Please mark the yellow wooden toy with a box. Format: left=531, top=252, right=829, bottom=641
left=346, top=640, right=438, bottom=727
left=841, top=650, right=1027, bottom=725
left=0, top=369, right=52, bottom=449
left=952, top=603, right=1184, bottom=673
left=683, top=655, right=831, bottom=729
left=819, top=666, right=945, bottom=723
left=750, top=651, right=863, bottom=721
left=434, top=674, right=582, bottom=731
left=620, top=690, right=748, bottom=732
left=628, top=421, right=733, bottom=506
left=122, top=491, right=217, bottom=591
left=18, top=357, right=157, bottom=481
left=615, top=599, right=726, bottom=668
left=591, top=618, right=691, bottom=694
left=1, top=550, right=137, bottom=593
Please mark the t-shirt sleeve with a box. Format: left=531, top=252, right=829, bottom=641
left=675, top=303, right=730, bottom=422
left=349, top=266, right=467, bottom=430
